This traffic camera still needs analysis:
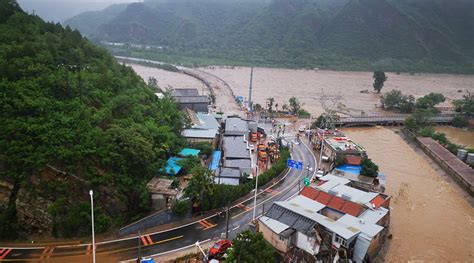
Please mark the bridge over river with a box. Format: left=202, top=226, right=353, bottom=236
left=335, top=114, right=454, bottom=127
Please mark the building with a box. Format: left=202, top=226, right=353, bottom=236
left=147, top=177, right=178, bottom=210
left=213, top=117, right=254, bottom=185
left=182, top=109, right=220, bottom=147
left=333, top=164, right=386, bottom=193
left=259, top=175, right=390, bottom=262
left=171, top=88, right=209, bottom=113
left=312, top=128, right=366, bottom=166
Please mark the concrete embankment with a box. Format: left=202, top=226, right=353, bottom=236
left=415, top=136, right=474, bottom=195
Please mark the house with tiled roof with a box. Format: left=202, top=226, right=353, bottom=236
left=258, top=179, right=390, bottom=262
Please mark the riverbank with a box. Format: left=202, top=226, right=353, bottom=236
left=344, top=127, right=473, bottom=262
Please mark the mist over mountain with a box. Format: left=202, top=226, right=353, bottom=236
left=18, top=0, right=138, bottom=22
left=66, top=0, right=474, bottom=73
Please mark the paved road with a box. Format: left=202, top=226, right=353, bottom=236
left=0, top=140, right=316, bottom=262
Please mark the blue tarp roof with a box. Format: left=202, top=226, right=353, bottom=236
left=164, top=157, right=182, bottom=175
left=209, top=150, right=221, bottom=171
left=335, top=164, right=361, bottom=175
left=179, top=148, right=200, bottom=156
left=335, top=164, right=385, bottom=177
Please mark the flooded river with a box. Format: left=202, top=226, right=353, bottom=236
left=344, top=127, right=474, bottom=262
left=435, top=126, right=474, bottom=148
left=126, top=63, right=209, bottom=95
left=202, top=67, right=474, bottom=116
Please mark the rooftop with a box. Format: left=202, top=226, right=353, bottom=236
left=163, top=157, right=182, bottom=175
left=178, top=148, right=200, bottom=157
left=223, top=135, right=250, bottom=159
left=259, top=216, right=290, bottom=234
left=147, top=177, right=177, bottom=196
left=324, top=136, right=365, bottom=153
left=172, top=88, right=200, bottom=97
left=224, top=158, right=252, bottom=169
left=218, top=167, right=241, bottom=178
left=208, top=150, right=221, bottom=171
left=337, top=214, right=384, bottom=238
left=225, top=117, right=249, bottom=135
left=174, top=96, right=209, bottom=104
left=300, top=186, right=365, bottom=217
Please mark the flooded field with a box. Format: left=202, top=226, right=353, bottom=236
left=435, top=125, right=474, bottom=148
left=202, top=67, right=474, bottom=116
left=127, top=63, right=209, bottom=95
left=344, top=127, right=474, bottom=262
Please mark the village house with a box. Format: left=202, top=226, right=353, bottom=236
left=258, top=175, right=390, bottom=262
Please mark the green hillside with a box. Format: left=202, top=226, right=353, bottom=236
left=0, top=0, right=185, bottom=239
left=65, top=0, right=474, bottom=73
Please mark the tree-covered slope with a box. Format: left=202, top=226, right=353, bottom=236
left=0, top=0, right=185, bottom=239
left=65, top=0, right=474, bottom=73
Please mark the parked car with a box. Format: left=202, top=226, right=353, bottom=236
left=208, top=239, right=232, bottom=258
left=315, top=169, right=326, bottom=179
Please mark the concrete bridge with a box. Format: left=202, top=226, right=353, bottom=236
left=335, top=114, right=455, bottom=127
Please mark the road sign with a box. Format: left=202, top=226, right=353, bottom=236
left=287, top=159, right=303, bottom=171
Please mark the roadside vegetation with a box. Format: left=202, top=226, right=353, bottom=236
left=226, top=230, right=276, bottom=262
left=179, top=148, right=290, bottom=214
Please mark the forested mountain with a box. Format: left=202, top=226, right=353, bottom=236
left=65, top=0, right=474, bottom=73
left=0, top=0, right=185, bottom=238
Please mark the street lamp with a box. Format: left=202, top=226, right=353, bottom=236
left=89, top=190, right=96, bottom=263
left=252, top=164, right=259, bottom=222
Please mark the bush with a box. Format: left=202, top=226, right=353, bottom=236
left=360, top=157, right=379, bottom=178
left=298, top=109, right=311, bottom=118
left=451, top=115, right=469, bottom=127
left=173, top=199, right=191, bottom=216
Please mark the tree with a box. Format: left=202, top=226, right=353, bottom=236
left=226, top=230, right=275, bottom=263
left=360, top=157, right=379, bottom=178
left=183, top=166, right=213, bottom=207
left=416, top=93, right=445, bottom=110
left=381, top=90, right=415, bottom=113
left=404, top=110, right=433, bottom=133
left=266, top=97, right=275, bottom=114
left=288, top=97, right=302, bottom=115
left=208, top=94, right=216, bottom=105
left=373, top=71, right=387, bottom=93
left=453, top=91, right=474, bottom=116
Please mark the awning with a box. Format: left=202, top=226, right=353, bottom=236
left=179, top=148, right=201, bottom=157
left=208, top=150, right=221, bottom=171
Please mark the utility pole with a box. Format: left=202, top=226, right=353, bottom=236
left=89, top=190, right=96, bottom=263
left=248, top=66, right=254, bottom=112
left=252, top=165, right=259, bottom=222
left=225, top=204, right=230, bottom=239
left=138, top=230, right=141, bottom=261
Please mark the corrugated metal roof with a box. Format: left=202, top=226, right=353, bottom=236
left=223, top=136, right=250, bottom=159
left=197, top=113, right=220, bottom=130
left=225, top=117, right=248, bottom=135
left=358, top=207, right=389, bottom=225
left=182, top=128, right=218, bottom=139
left=224, top=159, right=251, bottom=169
left=259, top=216, right=290, bottom=234
left=218, top=167, right=241, bottom=178
left=172, top=88, right=200, bottom=97
left=337, top=214, right=383, bottom=238
left=175, top=96, right=209, bottom=104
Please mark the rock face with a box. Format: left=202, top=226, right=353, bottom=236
left=16, top=187, right=54, bottom=235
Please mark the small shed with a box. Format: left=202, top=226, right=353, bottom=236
left=147, top=177, right=178, bottom=210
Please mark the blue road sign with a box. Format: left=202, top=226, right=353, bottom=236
left=287, top=159, right=303, bottom=171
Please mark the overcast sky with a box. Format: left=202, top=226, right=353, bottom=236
left=18, top=0, right=140, bottom=22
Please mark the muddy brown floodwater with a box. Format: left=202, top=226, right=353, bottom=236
left=434, top=126, right=474, bottom=148
left=343, top=127, right=474, bottom=262
left=127, top=63, right=209, bottom=95
left=202, top=67, right=474, bottom=116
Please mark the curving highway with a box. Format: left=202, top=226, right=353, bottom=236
left=1, top=139, right=316, bottom=262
